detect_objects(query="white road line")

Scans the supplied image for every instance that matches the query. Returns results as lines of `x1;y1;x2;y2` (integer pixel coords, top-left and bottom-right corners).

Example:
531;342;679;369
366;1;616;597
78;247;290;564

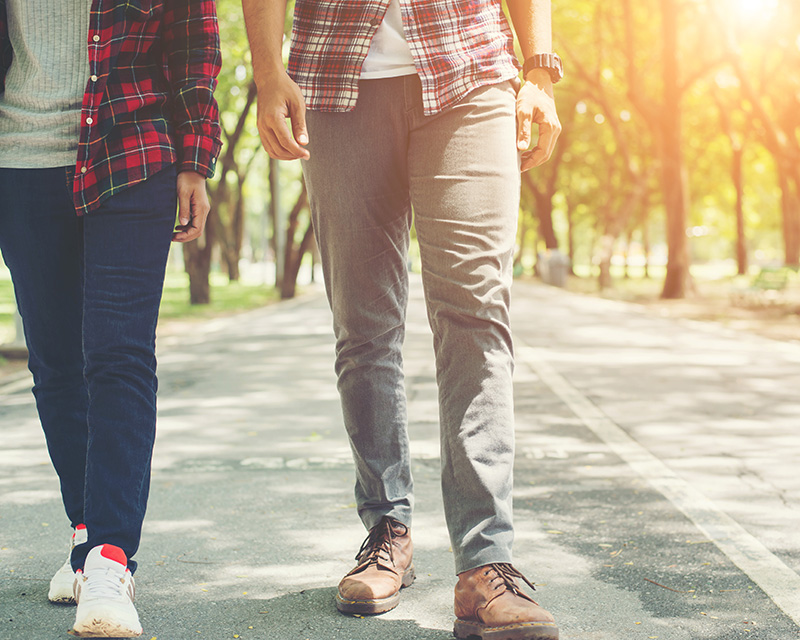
517;344;800;628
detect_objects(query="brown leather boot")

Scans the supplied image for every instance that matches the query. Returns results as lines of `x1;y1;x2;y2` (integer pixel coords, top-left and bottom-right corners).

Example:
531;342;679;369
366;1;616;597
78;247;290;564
335;516;415;615
454;563;558;640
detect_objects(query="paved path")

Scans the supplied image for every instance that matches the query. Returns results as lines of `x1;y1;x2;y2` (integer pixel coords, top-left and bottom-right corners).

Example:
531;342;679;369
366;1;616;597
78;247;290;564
1;277;799;640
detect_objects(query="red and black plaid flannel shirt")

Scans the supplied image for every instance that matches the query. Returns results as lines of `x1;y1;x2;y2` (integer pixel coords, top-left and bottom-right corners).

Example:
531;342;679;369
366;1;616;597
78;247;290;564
288;0;520;116
0;0;222;215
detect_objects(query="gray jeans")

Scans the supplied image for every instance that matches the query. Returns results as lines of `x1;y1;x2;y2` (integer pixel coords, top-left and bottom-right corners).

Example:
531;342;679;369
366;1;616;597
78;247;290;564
302;74;520;574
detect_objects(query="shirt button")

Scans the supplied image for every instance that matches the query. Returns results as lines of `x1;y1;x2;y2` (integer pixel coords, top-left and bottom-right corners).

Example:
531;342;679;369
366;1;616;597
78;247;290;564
80;167;88;174
369;18;381;26
90;75;98;82
86;117;93;125
92;34;100;42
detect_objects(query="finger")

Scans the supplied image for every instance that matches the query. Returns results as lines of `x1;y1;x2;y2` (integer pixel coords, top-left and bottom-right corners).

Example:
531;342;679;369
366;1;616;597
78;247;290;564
272;116;309;160
290;98;309;149
263;127;298;161
176;182;192;227
528;120;561;167
172;228;195;243
257;113;295;160
258;124;290;161
173;208;203;243
516;109;533;151
257;126;280;159
520;149;543;172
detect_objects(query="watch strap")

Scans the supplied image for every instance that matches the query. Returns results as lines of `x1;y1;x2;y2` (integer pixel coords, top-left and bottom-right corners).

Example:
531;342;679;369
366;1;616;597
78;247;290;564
522;53;564;84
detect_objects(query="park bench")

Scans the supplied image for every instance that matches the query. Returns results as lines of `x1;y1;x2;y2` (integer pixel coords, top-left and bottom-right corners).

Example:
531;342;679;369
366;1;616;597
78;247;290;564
750;267;791;291
731;266;796;307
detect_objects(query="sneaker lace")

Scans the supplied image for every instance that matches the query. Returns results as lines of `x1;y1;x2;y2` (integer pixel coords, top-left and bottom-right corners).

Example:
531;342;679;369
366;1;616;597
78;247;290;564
485;563;537;596
355;516;406;567
83;567;127;599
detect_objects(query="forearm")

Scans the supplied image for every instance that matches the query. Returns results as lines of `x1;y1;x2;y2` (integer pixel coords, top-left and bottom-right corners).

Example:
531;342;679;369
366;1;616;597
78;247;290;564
506;0;553;61
507;0;561;171
162;0;222;175
242;0;290;88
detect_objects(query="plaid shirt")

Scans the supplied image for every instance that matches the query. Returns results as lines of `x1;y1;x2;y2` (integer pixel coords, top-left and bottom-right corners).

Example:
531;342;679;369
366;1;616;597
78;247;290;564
288;0;520;116
0;0;222;215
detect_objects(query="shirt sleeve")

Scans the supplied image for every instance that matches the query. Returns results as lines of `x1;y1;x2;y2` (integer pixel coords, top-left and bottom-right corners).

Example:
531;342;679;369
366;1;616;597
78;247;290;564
161;0;222;178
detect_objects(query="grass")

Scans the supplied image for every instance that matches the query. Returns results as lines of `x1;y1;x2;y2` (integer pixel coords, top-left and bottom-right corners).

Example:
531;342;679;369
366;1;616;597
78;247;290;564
0;270;280;349
565;262;759;302
0;275;15;348
158;271;279;321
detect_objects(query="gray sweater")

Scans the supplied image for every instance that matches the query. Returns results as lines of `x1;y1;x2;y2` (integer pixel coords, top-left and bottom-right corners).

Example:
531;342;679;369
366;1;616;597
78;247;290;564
0;0;90;168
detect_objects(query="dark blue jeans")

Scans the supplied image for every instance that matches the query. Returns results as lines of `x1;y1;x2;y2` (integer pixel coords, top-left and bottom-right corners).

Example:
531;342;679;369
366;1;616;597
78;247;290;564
0;166;177;572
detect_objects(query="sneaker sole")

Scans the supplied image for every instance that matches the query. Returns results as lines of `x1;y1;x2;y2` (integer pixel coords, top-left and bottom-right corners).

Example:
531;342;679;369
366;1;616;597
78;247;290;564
48;592;76;605
335;565;416;615
454;619;559;640
69;618;142;638
48;574;77;605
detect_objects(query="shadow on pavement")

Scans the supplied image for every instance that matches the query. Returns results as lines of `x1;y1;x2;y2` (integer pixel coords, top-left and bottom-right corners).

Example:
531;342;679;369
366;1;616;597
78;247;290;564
157;586;454;640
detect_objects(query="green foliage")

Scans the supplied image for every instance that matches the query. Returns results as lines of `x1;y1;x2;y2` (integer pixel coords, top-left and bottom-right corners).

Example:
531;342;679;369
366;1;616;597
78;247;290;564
0;274;15;345
521;0;799;280
158;272;278;320
208;0;798;292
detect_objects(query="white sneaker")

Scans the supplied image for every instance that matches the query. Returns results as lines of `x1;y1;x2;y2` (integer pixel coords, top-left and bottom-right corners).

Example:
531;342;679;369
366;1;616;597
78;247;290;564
70;544;142;638
48;524;88;604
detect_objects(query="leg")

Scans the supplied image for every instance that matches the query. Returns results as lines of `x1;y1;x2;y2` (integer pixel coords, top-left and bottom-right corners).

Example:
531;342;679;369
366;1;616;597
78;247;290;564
302;77;414;529
0;167;88;528
303;77;419;616
75;166;177;573
408;79;520;574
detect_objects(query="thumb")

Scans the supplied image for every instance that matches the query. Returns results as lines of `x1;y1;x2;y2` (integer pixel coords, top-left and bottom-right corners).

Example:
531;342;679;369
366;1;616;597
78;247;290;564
178;185;192;226
517;109;532;151
290;99;309;146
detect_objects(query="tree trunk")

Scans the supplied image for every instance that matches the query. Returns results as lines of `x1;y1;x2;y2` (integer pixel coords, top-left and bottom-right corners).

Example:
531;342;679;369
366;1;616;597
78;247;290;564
279;183;310;299
732;146;748;275
642;216;651;279
566;197;576;275
515;214;527;269
534;192;558;250
183;208;216;305
597;233;615;290
218;192;241;282
230;176;247;281
281;222;315;299
659;0;691;299
269;158;284;288
778;162;800;267
623;231;633;279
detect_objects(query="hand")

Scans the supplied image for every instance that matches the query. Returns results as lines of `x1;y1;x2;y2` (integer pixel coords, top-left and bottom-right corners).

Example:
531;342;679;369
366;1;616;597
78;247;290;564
172;171;211;243
516;69;562;172
255;70;310;161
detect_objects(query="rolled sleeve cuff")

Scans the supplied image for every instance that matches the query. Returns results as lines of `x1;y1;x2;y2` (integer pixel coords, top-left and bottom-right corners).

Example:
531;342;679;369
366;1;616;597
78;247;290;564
178;133;221;178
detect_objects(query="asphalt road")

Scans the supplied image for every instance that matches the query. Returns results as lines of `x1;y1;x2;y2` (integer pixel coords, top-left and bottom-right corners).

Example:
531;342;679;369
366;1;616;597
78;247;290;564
1;276;798;640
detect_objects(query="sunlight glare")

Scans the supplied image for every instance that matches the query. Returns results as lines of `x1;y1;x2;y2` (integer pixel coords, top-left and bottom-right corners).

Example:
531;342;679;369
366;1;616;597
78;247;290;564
725;0;778;24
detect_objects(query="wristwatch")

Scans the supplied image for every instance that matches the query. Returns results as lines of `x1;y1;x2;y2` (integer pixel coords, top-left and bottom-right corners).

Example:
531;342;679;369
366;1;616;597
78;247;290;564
522;53;564;84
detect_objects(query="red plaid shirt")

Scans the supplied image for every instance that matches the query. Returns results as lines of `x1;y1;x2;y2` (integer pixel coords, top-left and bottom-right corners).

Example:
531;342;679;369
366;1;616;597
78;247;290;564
288;0;520;116
0;0;222;215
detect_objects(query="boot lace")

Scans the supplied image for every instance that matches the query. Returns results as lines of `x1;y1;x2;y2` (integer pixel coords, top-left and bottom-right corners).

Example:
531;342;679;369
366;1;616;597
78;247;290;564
484;563;537;597
355;516;406;567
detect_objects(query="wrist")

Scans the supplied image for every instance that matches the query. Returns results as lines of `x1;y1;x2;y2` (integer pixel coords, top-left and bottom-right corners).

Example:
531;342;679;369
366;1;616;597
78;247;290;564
522;53;564;84
524;68;554;87
253;62;288;89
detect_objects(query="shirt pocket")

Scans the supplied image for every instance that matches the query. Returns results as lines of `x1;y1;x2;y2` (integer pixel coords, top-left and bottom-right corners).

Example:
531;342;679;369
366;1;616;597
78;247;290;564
121;0;160;16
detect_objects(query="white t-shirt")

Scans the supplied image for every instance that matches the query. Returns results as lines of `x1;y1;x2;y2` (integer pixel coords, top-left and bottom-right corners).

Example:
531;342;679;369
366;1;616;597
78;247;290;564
360;0;416;79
